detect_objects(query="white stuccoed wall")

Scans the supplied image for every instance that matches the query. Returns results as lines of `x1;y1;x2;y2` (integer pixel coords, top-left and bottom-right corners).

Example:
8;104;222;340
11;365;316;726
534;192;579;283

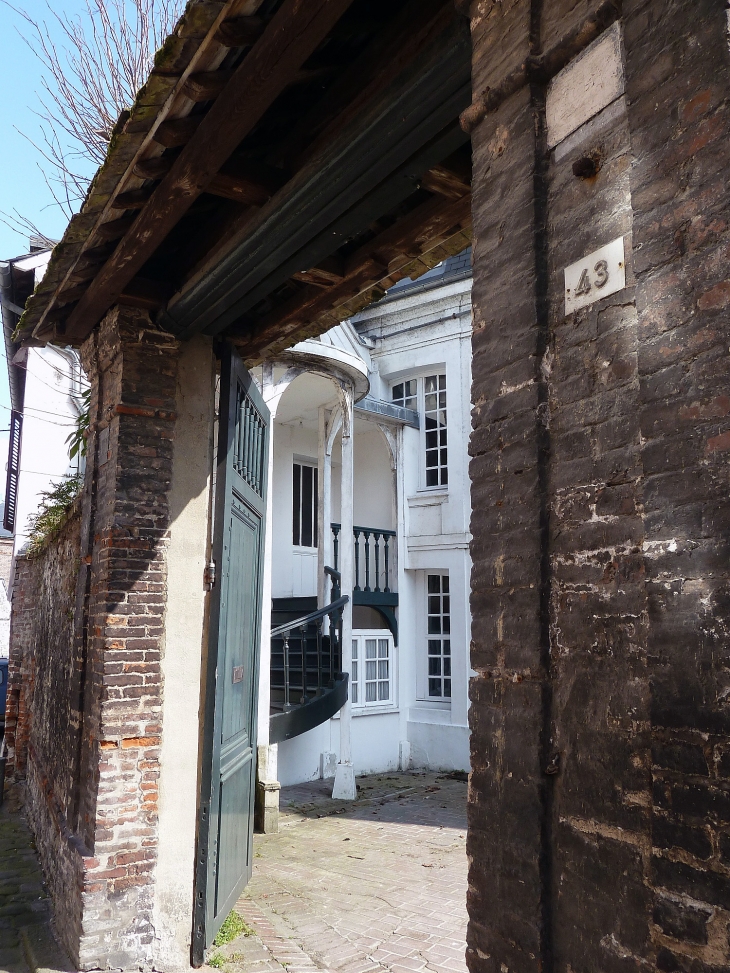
275;270;474;785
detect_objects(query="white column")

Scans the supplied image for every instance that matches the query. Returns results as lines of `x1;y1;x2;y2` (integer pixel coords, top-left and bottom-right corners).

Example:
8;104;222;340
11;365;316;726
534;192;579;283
332;383;356;800
317;407;332;610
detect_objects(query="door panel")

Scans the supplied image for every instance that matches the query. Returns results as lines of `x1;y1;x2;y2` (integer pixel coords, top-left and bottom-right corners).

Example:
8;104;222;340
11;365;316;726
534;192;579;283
193;346;269;966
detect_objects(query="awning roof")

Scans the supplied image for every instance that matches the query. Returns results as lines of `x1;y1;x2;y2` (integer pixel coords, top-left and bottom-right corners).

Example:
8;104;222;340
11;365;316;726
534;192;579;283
17;0;472;364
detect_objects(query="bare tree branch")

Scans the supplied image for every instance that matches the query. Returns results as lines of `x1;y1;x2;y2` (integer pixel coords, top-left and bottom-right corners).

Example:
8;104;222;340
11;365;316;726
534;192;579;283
4;0;185;221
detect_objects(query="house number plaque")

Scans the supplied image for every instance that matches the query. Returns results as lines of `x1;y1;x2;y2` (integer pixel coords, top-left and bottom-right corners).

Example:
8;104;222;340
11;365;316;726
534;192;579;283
232;666;244;684
564;236;626;315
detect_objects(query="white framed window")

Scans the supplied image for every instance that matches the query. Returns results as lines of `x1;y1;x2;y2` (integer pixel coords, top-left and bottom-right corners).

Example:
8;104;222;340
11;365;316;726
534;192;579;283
424;374;447;487
292;460;318;548
391;372;448;489
351;632;394;708
427;573;451;699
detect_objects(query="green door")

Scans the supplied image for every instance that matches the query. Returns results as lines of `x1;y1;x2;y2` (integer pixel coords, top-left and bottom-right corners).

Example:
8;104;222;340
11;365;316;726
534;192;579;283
193;345;269;965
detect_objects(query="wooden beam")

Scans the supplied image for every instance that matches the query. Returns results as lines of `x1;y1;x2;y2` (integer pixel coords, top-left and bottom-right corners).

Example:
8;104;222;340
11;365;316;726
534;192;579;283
93;217;136;242
282;0;456;168
205;160;288;205
133;156;174;181
237;192;471;349
118;278;175;311
182;70;235;102
291;256;345;288
111;188;154;210
152;115;204;148
420;163;470;199
66;0;356;342
214;15;265;48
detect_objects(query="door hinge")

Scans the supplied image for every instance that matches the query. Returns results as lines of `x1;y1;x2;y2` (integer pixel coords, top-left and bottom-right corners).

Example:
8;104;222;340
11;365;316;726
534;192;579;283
204;559;216;588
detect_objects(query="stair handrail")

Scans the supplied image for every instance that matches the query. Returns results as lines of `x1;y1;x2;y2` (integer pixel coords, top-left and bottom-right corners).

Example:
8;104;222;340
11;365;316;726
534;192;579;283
270;594;349;638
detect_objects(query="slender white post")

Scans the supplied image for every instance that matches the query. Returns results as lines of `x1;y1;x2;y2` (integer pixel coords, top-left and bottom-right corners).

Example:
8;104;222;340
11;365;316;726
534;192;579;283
332;384;356;800
317;407;332;610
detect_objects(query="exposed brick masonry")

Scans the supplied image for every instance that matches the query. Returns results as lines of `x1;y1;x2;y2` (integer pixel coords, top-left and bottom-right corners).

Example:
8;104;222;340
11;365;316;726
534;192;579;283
6;305;180;970
467;2;730;972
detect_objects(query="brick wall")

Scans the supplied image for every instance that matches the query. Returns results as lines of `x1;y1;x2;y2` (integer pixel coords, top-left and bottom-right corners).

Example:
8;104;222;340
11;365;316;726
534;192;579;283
74;307;179;970
4;503;86;957
467;2;730;972
7;305;180;969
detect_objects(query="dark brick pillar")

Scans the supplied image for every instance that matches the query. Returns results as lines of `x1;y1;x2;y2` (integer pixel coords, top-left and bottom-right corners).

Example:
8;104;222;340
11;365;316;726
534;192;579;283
73;306;180;970
467;2;730;973
625;1;730;966
467;3;548;970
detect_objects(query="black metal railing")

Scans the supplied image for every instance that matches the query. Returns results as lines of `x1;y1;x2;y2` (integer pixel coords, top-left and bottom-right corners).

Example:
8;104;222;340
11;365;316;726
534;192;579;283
270;595;348;712
330;523;396;594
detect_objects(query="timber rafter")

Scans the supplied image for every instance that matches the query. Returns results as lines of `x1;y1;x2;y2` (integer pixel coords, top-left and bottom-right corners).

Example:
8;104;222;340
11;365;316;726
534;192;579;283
17;0;473;361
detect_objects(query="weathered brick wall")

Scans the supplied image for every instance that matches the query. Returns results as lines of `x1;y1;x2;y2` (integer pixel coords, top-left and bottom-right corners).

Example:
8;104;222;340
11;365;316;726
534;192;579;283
467;2;730;972
73;306;179;970
4;504;86;957
7;305;180;970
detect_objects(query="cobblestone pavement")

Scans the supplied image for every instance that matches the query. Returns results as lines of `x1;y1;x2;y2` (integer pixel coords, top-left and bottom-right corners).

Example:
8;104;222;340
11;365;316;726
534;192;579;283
0;785;73;973
219;772;468;973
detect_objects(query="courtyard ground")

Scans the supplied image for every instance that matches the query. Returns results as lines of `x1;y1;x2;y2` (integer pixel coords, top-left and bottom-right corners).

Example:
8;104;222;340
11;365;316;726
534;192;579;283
209;771;469;973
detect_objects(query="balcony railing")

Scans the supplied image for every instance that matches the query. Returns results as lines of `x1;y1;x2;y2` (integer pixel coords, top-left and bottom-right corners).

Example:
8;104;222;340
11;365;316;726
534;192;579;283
330;522;398;642
330;523;396;594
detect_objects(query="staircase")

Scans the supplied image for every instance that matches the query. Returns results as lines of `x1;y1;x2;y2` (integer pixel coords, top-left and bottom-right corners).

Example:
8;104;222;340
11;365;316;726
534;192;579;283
269;592;349;744
268;522;398;744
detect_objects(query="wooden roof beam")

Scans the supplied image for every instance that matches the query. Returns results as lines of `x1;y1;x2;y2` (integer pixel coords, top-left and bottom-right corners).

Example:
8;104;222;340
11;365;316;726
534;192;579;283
64;0;357;344
236;191;471;351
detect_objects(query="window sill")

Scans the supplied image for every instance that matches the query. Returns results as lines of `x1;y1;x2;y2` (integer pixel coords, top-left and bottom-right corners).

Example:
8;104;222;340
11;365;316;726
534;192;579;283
408;490;449;507
333;706;399;718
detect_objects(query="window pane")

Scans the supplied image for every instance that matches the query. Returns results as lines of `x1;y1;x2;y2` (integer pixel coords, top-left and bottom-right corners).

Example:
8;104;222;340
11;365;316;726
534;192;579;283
366;660;376;679
428;595;441;614
426;468;438;486
406;380;417;397
429;658;441;675
352;640;358;660
428;575;441;593
352;682;358;704
392;383;403;400
313;467;319;546
442;576;449;593
442;596;450;613
429;678;441;697
425;375;437;393
292;463;301;545
378;660;388;679
426;431;438;448
444;658;451;676
425;393;437;411
378;681;389;701
366;682;377;702
440;468;448;485
428;617;441;634
378;640;389;658
302;465;313;546
428;639;441;655
444;679;451;698
443;639;451;656
366;640;376;658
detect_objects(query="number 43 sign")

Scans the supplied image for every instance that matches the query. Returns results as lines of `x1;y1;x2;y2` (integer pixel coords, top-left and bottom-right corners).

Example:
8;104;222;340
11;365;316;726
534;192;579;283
564;236;626;315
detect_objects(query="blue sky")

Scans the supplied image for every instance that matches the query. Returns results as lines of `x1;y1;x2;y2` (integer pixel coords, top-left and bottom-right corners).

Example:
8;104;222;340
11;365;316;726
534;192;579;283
0;1;94;259
0;1;94;453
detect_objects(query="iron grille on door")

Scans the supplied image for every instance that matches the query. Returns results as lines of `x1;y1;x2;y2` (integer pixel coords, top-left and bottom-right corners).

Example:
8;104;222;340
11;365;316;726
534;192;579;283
233;386;266;497
3;410;22;532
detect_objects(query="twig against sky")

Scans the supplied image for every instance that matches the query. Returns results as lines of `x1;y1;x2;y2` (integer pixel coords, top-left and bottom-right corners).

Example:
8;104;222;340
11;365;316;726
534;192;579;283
5;0;185;220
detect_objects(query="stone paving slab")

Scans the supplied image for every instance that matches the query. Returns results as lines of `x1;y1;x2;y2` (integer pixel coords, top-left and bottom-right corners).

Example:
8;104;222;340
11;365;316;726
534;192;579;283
0;785;73;973
227;771;468;973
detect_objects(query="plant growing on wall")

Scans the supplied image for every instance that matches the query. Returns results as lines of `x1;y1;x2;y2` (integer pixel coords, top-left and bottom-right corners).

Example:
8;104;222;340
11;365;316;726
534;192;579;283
26;475;82;554
66;386;92;460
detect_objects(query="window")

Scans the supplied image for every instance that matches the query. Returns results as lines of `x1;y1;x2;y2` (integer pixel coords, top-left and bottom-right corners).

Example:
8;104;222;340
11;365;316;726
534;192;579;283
391;373;448;488
351;634;392;706
427;574;451;698
391;379;417;410
424;374;447;487
293;461;318;547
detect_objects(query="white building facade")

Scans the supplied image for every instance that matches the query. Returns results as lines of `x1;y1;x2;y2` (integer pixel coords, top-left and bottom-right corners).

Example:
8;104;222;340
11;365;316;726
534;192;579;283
256;253;473;789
